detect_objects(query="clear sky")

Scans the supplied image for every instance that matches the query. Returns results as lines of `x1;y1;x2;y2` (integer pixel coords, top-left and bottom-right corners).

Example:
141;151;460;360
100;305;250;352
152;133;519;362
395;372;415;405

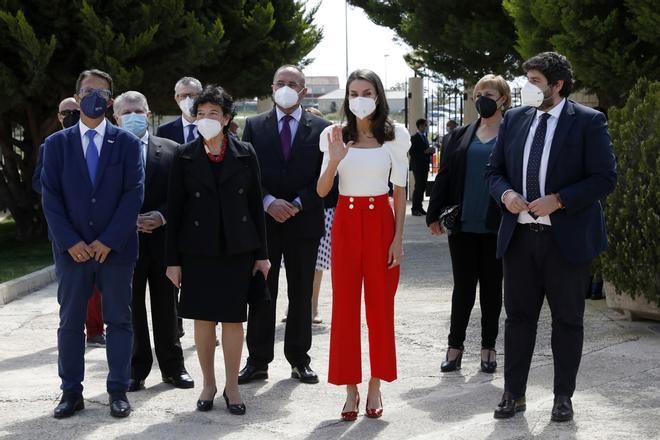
301;0;414;89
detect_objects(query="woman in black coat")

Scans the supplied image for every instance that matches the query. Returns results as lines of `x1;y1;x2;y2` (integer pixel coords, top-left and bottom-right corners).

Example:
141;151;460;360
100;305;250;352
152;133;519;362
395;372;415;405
426;74;510;374
166;85;270;414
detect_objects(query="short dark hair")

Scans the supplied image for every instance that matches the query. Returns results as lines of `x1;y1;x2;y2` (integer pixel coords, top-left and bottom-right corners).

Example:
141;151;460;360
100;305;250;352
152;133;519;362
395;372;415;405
416;118;427;129
191;85;236;134
76;69;113;95
342;69;395;144
523;52;574;97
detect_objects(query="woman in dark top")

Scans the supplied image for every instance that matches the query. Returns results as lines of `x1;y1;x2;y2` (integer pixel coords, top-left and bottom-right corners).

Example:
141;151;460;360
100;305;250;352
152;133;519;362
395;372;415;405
426;74;510;373
166;85;270;414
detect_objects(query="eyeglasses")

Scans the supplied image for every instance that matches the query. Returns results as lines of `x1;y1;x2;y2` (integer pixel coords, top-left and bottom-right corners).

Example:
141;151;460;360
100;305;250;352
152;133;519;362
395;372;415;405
59;109;80;117
273;81;302;89
176;93;199;100
78;88;112;99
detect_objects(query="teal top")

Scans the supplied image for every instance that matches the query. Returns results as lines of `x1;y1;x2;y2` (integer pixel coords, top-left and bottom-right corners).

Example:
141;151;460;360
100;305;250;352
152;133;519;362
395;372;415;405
461;137;497;234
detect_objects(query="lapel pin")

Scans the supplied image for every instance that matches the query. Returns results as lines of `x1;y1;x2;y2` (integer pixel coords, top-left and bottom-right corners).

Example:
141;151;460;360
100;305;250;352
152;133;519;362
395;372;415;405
108;139;115;144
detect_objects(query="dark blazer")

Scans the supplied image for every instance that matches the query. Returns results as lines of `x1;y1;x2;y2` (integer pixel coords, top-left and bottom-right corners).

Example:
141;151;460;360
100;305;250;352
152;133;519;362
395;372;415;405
426;119;501;231
409;132;432;172
156;116;185;144
242;107;331;239
166;136;268;266
40;123;144;263
485;100;617;264
139;134;178;264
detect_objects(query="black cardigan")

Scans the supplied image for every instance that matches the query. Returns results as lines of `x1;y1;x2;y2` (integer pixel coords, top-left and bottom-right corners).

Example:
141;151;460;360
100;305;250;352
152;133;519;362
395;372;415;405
425;119;501;232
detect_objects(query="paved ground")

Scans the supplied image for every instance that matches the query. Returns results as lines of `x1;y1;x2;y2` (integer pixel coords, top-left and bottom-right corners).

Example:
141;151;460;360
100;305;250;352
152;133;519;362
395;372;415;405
1;208;659;440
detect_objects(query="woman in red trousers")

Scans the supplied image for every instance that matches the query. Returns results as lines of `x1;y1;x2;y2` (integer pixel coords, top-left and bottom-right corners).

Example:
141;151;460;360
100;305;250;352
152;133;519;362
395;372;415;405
317;69;409;421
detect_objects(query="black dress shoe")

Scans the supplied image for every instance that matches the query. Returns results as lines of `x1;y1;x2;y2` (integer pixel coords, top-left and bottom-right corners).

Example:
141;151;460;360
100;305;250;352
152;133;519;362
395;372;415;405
411;209;424;216
440;347;463;372
494;392;526;419
238;364;268;384
197;386;217;412
223;389;246;415
127;379;145;392
109;393;131;418
162;371;195;389
291;365;319;384
480;348;497;374
53;392;84;419
551;395;574;422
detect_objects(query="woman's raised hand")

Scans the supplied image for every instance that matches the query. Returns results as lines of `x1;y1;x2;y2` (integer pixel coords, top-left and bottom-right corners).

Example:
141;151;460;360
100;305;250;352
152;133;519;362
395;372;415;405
327;125;353;164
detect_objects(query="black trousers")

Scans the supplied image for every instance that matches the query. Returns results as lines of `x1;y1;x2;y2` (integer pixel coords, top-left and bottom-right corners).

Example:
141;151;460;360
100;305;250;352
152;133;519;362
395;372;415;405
246;233;320;369
412;169;428;211
503;225;591;398
447;231;502;349
131;251;184;380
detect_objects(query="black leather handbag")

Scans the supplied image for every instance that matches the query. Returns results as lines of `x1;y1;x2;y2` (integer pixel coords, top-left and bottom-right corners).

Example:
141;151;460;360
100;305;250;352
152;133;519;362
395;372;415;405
438;204;460;231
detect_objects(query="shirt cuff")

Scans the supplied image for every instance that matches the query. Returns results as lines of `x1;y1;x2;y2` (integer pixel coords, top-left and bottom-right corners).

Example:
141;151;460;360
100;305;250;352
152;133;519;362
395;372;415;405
154;211;166;226
263;194;276;212
293;197;302;209
501;189;515;204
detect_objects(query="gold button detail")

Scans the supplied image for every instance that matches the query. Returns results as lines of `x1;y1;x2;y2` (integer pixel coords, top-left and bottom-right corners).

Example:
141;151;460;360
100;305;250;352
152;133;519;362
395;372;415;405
369;197;374;202
348;204;354;209
369;204;374;209
349;197;354;202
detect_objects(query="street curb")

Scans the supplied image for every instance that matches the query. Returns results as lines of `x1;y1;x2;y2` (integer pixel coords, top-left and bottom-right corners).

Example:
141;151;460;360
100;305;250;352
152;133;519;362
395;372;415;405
0;265;56;305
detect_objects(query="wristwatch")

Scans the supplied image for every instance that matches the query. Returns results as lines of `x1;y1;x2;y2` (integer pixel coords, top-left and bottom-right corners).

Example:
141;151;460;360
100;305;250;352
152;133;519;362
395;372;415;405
291;200;302;211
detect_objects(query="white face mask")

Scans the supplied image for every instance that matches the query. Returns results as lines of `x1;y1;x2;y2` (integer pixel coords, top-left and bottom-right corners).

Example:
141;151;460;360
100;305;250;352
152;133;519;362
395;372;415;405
196;118;223;140
349;97;377;120
521;81;550;108
178;96;194;116
273;86;301;109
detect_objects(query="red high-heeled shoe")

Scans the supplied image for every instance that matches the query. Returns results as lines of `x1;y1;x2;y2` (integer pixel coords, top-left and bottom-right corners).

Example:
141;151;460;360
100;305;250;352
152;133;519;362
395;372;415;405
365;394;383;418
341;393;360;421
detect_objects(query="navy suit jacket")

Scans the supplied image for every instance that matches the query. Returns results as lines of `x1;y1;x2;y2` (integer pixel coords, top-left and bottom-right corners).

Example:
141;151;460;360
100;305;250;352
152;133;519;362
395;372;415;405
485;99;617;264
40;123;145;264
242;107;331;239
155;116;185;144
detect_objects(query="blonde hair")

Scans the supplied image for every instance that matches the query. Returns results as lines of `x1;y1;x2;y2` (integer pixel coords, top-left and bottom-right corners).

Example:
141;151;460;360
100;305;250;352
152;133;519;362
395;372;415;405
473;74;511;110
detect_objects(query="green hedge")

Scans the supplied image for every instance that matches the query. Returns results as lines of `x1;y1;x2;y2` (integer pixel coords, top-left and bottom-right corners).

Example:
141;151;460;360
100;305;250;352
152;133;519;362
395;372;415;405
601;78;660;305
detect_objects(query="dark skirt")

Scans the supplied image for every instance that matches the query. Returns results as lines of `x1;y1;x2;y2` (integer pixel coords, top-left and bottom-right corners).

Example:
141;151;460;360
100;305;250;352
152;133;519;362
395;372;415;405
178;252;253;323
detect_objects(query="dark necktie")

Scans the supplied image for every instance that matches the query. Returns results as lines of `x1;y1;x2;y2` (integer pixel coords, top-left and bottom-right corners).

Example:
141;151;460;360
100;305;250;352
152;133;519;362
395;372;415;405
85;129;99;184
526;113;551;218
280;114;293;160
186;124;196;143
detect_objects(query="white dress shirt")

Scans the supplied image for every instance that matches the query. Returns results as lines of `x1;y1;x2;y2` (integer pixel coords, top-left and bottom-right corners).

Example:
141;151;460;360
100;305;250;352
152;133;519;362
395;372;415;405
263;106;304;211
320;123;411;196
79;118;107;157
181;116;197;142
518;98;566;225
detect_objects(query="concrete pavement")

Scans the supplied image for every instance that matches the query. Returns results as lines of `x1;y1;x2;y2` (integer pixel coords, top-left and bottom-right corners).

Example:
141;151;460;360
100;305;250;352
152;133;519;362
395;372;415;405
0;210;659;439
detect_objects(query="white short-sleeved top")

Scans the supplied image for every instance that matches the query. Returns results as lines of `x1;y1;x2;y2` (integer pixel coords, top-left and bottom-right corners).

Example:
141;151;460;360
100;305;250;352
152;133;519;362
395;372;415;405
320;123;411;197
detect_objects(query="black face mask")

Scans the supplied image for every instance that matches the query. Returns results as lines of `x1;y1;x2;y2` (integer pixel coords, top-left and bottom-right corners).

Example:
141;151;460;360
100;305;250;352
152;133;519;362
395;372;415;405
61;110;80;129
475;96;499;118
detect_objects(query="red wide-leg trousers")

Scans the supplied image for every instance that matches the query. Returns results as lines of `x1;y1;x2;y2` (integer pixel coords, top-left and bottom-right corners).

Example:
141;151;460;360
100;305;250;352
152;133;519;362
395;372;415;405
328;194;400;385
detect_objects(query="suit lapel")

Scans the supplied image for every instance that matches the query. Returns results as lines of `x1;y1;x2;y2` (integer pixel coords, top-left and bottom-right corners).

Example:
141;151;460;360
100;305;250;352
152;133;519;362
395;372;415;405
174;117;185;144
546;100;576;181
145;137;161;188
185;138;216;193
289;110;311;161
92;122;116;192
513;107;537;191
219;137;250;184
265;109;284;162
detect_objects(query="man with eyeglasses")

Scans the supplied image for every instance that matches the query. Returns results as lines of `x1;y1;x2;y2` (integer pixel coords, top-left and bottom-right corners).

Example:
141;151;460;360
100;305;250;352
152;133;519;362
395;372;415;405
40;69;144;419
33;97;107;349
156;76;202;145
239;64;331;386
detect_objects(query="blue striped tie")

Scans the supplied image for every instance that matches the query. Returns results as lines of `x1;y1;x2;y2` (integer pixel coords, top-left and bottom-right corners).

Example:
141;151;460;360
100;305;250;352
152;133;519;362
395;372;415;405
86;130;99;184
526;113;550;218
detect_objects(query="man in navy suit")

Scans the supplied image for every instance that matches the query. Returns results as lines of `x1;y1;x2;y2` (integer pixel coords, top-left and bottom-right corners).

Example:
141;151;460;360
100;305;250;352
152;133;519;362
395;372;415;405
238;65;331;385
41;69;144;419
486;52;616;422
155;76;202;145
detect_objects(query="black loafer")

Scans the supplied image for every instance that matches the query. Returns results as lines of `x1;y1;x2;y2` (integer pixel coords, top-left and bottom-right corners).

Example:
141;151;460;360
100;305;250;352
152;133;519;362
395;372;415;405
238;364;268;384
494;392;526;419
291;365;319;384
162;371;195;389
127;379;145;392
109;393;131;418
551;395;574;422
53;392;84;419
